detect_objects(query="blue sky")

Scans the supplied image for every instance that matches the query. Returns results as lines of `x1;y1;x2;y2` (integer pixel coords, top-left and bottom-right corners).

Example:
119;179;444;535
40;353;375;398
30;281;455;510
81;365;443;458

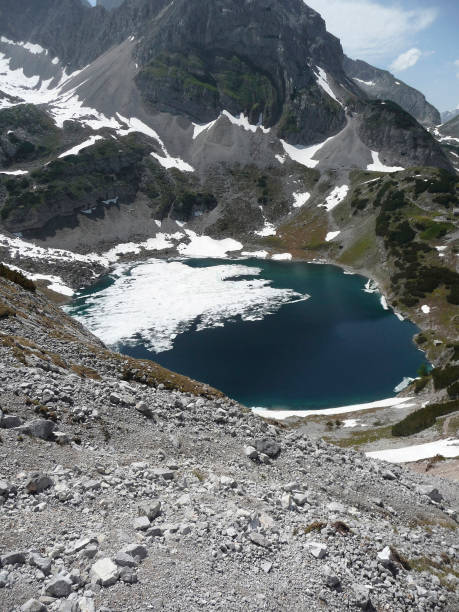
306;0;459;112
88;0;458;112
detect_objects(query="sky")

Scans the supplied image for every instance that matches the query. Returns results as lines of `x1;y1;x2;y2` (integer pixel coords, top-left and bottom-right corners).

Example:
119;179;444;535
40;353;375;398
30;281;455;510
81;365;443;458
306;0;459;112
87;0;458;112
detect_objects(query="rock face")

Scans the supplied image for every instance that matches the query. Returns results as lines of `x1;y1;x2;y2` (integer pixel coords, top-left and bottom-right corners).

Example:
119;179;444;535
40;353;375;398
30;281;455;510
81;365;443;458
97;0;124;9
343;56;441;127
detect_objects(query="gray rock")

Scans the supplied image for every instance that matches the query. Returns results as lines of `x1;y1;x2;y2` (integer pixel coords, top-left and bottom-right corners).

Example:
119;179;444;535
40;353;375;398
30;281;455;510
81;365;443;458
138;500;161;521
323;565;341;589
417;485;443;503
254;438;281;458
134;515;150;531
90;558;119;586
0;570;8;588
114;552;137;568
248;532;270;548
20;419;56;440
244;446;258;460
1;551;27;565
135;401;154;418
306;542;327;559
0;414;23;429
121;544;148;561
26;474;54;495
45;574;72;598
352;583;372;609
29;553;52;575
152;468;174;480
119;567;138;583
0;480;11;496
21;600;47;612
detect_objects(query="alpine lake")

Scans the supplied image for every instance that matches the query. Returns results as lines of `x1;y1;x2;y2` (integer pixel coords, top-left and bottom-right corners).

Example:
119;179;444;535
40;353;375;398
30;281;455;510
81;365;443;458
67;258;428;411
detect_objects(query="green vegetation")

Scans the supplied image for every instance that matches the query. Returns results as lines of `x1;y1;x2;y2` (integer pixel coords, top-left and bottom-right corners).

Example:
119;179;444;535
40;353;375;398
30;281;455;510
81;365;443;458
0;263;35;292
431;365;459;390
392;399;459;437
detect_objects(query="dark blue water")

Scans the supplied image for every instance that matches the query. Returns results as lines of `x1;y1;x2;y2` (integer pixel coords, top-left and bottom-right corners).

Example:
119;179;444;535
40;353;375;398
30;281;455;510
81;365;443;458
71;259;427;409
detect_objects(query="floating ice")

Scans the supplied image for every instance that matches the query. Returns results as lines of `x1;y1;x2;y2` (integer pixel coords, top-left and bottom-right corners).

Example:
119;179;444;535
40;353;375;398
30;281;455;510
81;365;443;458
69;260;308;352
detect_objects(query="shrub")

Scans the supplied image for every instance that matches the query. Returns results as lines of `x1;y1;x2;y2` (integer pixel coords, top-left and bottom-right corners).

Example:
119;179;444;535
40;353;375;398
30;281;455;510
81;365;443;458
392;399;459;437
431;365;459;390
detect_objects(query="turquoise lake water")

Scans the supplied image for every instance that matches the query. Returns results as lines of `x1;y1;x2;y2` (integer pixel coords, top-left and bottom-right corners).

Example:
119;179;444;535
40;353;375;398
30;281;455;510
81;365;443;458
68;258;427;410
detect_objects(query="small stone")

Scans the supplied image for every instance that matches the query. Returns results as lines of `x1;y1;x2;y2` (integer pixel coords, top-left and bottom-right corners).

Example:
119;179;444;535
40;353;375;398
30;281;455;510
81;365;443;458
45;575;72;598
244;446;258;460
261;561;272;573
382;469;397;481
135;401;154;418
305;542;327;559
0;414;23;429
29;553;51;575
114;552;137;568
134;516;150;531
293;493;308;507
26;474;54;495
90;558;119;586
119;567;138;584
20;419;55;440
121;544;148;561
21;599;47;612
1;551;27;565
254;438;281;458
152;468;174;480
138;500;161;521
248;532;270;548
417;485;443;503
323;566;341;589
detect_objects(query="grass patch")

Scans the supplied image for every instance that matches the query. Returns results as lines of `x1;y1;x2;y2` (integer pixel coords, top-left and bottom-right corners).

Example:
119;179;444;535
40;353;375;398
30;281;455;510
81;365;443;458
338;233;375;265
303;521;326;534
328;425;393;448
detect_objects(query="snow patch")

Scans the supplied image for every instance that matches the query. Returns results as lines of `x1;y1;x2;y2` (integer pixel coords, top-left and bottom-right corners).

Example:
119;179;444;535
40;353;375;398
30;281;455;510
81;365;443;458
0;169;28;175
325;231;340;242
292;192;311;208
272;253;292;261
241;250;268;259
177;231;242;258
366;438;459;464
421;305;431;314
367;151;404;173
314;66;342;105
319;185;349;211
252;396;414;420
6;263;74;296
58;135;104;158
221;110;270;134
353;77;376;87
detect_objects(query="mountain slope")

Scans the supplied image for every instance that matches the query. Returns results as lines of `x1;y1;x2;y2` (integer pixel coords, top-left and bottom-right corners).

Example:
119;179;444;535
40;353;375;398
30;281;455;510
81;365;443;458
343;56;441;127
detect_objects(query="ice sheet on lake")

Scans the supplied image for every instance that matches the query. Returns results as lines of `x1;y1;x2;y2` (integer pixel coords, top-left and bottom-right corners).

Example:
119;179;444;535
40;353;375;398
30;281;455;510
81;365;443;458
70;260;309;352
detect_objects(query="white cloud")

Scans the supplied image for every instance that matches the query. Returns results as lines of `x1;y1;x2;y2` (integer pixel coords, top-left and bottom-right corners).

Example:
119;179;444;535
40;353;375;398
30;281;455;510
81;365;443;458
390;48;422;72
305;0;437;62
